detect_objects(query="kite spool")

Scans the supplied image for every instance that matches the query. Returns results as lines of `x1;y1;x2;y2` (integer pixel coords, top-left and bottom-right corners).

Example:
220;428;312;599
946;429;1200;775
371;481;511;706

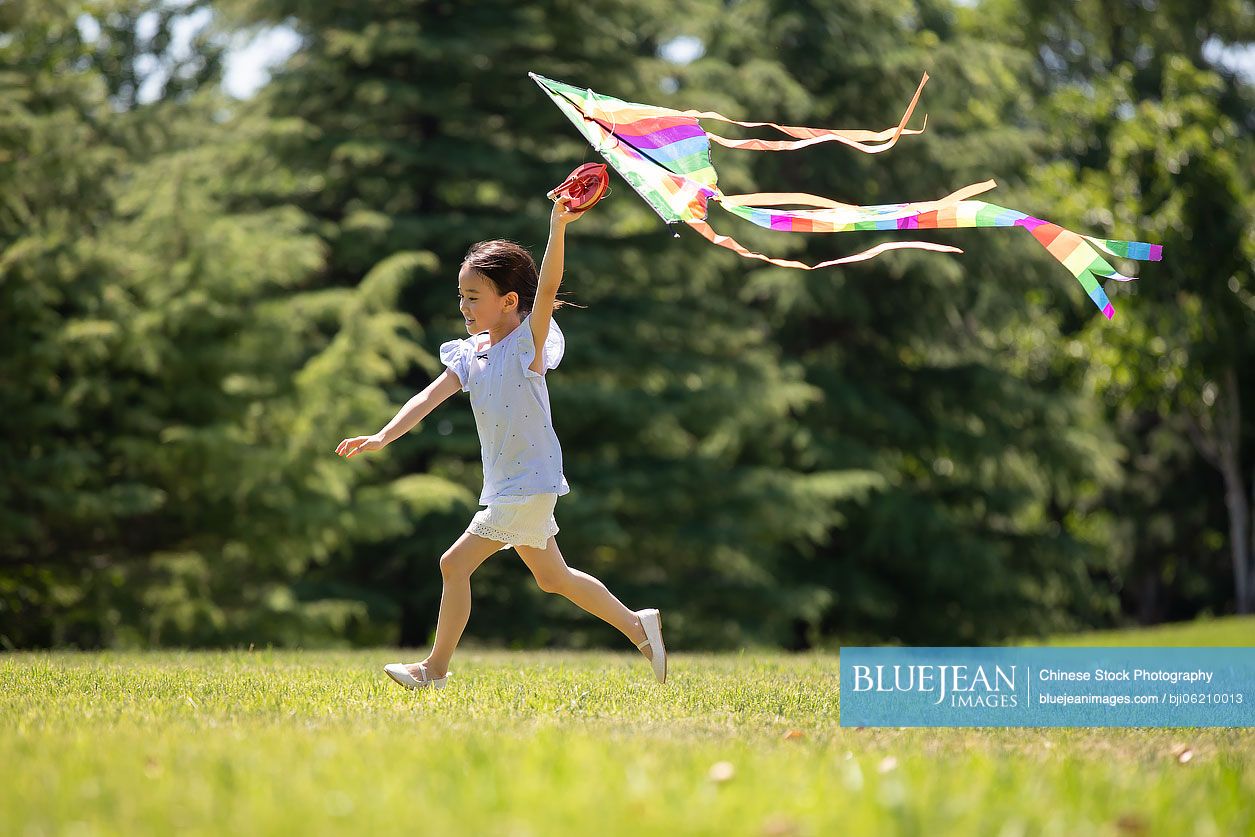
547;162;610;212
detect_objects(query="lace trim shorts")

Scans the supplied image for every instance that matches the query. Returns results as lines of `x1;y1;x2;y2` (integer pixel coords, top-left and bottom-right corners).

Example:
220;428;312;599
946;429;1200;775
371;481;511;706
466;493;560;552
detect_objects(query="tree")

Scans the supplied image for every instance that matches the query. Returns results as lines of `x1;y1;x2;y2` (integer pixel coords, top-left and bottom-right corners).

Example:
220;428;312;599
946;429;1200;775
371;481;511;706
980;0;1255;616
0;1;435;647
694;0;1127;643
84;0;225;109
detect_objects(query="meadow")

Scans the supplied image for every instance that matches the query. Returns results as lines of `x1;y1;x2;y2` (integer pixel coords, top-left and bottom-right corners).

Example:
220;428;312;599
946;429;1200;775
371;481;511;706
4;617;1253;836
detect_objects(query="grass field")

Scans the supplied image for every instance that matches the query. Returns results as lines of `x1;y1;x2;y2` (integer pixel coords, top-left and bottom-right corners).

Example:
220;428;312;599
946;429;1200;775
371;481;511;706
1031;614;1255;647
4;618;1253;836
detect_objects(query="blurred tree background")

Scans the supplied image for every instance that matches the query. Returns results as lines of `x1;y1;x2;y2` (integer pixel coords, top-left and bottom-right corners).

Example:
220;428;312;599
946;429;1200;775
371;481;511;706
1;0;1251;650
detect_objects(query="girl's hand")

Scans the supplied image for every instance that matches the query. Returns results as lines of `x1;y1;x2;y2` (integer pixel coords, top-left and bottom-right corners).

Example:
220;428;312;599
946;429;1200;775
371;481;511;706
336;433;386;460
550;195;586;229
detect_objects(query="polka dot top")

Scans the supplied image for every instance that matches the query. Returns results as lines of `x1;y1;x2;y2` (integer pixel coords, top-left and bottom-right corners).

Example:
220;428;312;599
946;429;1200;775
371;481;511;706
439;312;570;505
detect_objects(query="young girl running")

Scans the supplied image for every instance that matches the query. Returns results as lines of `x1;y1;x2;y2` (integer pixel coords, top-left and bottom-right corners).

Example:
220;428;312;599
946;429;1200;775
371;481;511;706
335;195;667;689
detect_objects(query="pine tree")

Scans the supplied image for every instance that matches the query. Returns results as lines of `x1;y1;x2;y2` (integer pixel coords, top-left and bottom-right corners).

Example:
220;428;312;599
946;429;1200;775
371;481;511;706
0;2;433;647
1;1;132;646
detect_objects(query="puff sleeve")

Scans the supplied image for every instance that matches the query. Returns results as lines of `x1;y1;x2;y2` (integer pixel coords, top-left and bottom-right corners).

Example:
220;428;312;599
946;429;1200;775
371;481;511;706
517;312;565;380
439;338;471;392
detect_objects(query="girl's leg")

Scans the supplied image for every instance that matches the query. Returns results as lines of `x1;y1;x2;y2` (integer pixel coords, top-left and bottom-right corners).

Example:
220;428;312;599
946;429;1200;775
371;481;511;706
514;537;652;657
410;531;506;679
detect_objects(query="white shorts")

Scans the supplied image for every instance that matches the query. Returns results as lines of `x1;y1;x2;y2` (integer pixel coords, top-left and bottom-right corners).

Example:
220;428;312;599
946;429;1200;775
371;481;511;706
466;493;560;552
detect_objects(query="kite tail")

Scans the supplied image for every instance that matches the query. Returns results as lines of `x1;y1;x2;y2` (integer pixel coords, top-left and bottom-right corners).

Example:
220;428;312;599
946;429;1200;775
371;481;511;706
717;180;999;215
686;217;963;270
694;73;931;154
1081;235;1164;262
711;192;1162;320
1016;219;1166;320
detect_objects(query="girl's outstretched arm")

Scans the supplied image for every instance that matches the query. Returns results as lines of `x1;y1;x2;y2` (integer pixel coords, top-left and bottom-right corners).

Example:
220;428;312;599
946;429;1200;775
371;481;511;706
336;368;463;459
530;196;584;370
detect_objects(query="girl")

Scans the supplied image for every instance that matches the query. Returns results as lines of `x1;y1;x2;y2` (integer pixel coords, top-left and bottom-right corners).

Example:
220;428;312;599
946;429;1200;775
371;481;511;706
335;195;667;689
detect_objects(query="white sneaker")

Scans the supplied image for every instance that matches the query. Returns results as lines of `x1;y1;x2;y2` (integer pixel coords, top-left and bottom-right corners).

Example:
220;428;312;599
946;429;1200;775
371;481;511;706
634;608;668;684
383;662;450;690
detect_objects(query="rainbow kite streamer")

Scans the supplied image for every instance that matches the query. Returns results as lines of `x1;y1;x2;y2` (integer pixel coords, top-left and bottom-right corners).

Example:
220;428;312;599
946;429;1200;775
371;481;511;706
530;72;1161;320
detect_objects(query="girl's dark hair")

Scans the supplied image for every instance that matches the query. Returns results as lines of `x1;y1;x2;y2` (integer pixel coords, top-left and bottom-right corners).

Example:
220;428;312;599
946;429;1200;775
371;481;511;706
462;239;584;315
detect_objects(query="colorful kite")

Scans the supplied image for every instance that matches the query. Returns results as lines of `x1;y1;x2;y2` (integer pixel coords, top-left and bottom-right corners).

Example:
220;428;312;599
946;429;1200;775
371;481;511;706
529;72;1161;320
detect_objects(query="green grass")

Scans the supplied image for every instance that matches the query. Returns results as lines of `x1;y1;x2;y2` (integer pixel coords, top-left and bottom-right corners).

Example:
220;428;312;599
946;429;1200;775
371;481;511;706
1030;614;1255;647
4;619;1253;836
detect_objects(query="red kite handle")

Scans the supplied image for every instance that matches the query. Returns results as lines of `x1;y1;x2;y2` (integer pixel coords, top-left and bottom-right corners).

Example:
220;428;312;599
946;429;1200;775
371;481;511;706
547;163;610;212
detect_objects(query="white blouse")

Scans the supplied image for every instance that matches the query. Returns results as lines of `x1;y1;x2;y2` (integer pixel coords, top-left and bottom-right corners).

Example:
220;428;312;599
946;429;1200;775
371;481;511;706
439;312;571;505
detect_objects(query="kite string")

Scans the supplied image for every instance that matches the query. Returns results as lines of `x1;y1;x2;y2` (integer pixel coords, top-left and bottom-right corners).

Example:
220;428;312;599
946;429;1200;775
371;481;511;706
589;87;620;158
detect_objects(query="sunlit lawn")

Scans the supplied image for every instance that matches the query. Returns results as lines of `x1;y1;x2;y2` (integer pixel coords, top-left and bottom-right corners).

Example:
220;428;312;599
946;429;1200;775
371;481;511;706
1032;613;1255;648
4;618;1253;836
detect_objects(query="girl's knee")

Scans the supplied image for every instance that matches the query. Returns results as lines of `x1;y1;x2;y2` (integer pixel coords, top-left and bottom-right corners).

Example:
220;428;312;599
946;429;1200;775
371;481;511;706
535;570;571;595
439;550;475;579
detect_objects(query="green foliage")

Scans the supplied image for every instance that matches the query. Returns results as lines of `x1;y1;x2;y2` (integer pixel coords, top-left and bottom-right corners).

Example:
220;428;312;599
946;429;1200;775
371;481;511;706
998;0;1255;619
0;4;452;648
85;0;226;109
683;0;1126;643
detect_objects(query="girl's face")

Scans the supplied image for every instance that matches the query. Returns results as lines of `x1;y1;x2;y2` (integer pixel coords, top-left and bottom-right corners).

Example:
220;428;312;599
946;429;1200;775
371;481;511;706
457;264;518;334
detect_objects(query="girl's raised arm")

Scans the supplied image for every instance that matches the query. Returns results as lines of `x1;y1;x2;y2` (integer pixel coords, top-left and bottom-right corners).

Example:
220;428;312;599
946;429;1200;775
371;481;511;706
530;196;584;369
